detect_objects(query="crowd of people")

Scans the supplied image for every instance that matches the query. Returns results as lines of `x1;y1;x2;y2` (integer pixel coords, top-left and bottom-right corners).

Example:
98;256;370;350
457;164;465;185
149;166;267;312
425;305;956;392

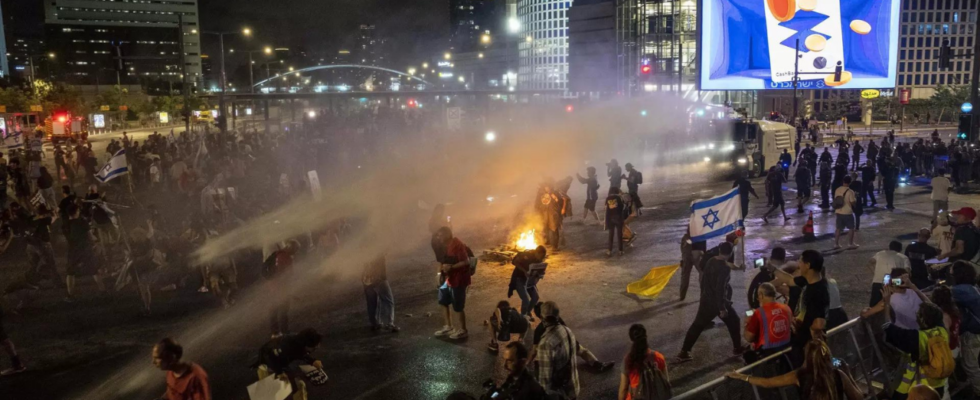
3;106;980;400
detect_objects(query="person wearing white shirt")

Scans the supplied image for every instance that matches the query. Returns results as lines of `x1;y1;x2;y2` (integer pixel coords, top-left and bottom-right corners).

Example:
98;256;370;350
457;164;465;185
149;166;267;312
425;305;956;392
865;241;911;307
931;170;951;223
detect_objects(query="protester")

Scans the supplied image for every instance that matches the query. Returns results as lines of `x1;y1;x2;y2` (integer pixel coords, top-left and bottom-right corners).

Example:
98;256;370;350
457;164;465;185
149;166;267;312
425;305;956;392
604;188;626;257
575;167;600;223
906;229;940;289
64;203;106;301
725;339;862;400
931;170;951;223
732;171;759;220
930;285;960;356
618;324;670;400
794;161;811;213
608;159;623;190
771;250;829;366
269;239;300;338
253;328;324;400
861;268;927;330
932;215;955;256
509;246;546;316
0;305;25;376
483;342;548;400
742;283;792;364
530;301;614;373
435;226;472;340
938;207;980;263
952;262;980;397
747;248;794;309
678;228;700;301
363;253;398;333
676;242;742;363
866;241;912;307
860;162;877;207
152;338;211;400
762;166;789;223
488;301;529;353
833;175;858;249
623;163;643;215
882;301;952;399
534;301;580;398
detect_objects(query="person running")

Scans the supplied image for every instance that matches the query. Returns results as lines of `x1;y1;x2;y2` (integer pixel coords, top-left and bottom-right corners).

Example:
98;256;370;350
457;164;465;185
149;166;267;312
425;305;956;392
618;324;669;400
435;227;472;340
363;252;398;333
576;167;600;223
833;176;858;249
795;162;811;213
762;167;789;223
605;188;626;257
152;338;211;400
676;242;743;363
732;171;759;220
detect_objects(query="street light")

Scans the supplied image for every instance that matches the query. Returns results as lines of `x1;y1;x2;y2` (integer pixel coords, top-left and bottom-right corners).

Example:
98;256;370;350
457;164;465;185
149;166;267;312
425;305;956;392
508;18;521;33
444;52;451;60
239;47;272;93
199;27;254;132
407;67;417;75
27;53;55;95
480;34;492;44
422;62;429;69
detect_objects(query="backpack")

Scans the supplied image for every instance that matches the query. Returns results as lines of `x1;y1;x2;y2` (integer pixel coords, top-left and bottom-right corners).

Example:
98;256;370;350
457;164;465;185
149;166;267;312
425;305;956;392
635;171;643;185
920;328;955;379
628;359;673;400
832;188;850;210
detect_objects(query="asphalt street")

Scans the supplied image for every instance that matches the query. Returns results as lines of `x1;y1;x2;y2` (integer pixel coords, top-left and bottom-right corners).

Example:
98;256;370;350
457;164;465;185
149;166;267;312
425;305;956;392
0;131;968;400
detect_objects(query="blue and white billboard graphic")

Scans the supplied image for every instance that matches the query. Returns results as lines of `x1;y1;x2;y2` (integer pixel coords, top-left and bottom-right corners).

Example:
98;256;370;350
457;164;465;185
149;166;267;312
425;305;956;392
699;0;900;90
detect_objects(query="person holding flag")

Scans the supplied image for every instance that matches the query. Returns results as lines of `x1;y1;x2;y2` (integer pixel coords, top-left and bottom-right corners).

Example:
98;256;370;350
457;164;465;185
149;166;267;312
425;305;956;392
95;148;129;184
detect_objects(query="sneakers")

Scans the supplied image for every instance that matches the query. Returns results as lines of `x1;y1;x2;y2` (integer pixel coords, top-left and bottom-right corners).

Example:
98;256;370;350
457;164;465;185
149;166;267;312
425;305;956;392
385;325;401;333
449;329;468;340
674;352;693;364
1;365;26;376
434;326;454;337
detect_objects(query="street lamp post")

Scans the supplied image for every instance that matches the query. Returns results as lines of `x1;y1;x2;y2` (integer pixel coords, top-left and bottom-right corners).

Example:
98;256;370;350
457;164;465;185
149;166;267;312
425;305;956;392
199;27;251;132
239;47;272;94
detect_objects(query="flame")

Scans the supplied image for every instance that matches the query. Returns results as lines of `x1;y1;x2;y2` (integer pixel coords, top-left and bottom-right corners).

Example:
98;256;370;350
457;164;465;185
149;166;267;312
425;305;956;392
516;229;537;251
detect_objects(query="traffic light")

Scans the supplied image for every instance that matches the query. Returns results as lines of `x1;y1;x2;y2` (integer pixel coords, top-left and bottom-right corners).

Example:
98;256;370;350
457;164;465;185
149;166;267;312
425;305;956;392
939;39;952;70
958;113;973;140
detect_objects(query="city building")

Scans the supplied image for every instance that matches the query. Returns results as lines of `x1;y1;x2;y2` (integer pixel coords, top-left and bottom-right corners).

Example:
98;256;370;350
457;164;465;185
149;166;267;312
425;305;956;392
0;6;8;78
357;25;386;66
450;0;505;52
897;0;977;100
517;0;573;91
2;0;47;82
43;0;202;87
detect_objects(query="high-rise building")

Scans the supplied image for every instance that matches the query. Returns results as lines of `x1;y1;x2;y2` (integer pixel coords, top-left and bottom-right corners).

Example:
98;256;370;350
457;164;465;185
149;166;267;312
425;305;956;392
2;0;46;82
43;0;202;86
450;0;502;52
896;0;977;99
0;6;8;79
518;0;573;91
357;25;386;66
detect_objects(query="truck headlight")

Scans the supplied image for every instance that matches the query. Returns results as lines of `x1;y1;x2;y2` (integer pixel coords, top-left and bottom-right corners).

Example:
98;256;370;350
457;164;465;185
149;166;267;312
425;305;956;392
737;158;747;165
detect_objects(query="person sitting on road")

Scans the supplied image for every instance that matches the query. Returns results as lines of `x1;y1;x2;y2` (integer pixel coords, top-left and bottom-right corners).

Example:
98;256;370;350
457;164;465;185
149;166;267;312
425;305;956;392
488;301;530;354
253;328;324;400
530;301;615;373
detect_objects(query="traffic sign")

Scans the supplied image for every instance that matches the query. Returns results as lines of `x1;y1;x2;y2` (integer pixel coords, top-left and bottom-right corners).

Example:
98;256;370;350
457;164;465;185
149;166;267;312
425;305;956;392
0;106;6;113
100;105;110;111
29;105;42;112
963;102;974;113
119;105;128;111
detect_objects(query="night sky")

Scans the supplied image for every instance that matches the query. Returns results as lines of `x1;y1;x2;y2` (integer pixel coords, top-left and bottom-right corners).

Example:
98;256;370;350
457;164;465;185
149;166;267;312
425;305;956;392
198;0;450;68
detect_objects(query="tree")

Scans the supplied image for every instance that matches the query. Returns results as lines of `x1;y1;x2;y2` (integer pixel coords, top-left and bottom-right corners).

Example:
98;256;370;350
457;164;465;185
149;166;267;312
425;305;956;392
0;87;31;112
930;84;970;122
41;83;87;115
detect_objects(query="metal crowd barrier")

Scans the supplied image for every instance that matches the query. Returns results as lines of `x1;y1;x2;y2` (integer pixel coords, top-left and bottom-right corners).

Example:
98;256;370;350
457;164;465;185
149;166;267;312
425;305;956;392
672;318;895;400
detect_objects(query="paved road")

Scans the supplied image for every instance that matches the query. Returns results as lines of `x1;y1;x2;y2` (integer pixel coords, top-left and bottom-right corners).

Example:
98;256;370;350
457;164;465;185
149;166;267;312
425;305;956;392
0;133;963;399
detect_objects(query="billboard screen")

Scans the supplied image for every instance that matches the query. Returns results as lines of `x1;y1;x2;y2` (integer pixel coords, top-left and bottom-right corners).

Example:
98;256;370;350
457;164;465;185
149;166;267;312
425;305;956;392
699;0;900;90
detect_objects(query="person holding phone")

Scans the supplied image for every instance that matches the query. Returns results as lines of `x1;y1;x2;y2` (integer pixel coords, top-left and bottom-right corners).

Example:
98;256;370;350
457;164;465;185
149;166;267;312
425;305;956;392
742;283;792;364
866;241;911;307
861;268;928;330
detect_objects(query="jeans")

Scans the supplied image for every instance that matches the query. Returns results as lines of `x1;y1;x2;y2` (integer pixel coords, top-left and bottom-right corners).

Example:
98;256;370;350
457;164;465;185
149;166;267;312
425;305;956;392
270;300;290;334
364;281;395;327
933;200;948;222
884;180;896;208
863;186;877;206
682;304;741;352
607;223;623;252
679;259;701;301
512;276;539;316
960;332;980;396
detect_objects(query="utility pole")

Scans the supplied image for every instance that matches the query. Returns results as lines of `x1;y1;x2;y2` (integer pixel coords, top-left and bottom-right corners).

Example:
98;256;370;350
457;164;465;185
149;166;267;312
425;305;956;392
971;16;980;141
792;39;800;128
177;14;190;133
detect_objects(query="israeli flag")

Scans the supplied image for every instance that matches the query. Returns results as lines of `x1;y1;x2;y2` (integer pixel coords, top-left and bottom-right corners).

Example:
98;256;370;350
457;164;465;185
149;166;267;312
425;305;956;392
4;131;23;149
95;149;129;183
689;187;743;242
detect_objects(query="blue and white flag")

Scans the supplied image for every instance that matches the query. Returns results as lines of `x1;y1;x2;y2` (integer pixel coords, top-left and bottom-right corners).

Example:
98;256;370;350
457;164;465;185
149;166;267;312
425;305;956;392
689;187;743;242
3;131;23;150
95;149;129;183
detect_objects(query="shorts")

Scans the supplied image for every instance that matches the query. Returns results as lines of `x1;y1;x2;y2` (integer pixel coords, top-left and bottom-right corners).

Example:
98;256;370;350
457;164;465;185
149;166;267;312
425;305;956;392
835;213;855;231
438;285;467;312
798;187;811;198
584;199;597;211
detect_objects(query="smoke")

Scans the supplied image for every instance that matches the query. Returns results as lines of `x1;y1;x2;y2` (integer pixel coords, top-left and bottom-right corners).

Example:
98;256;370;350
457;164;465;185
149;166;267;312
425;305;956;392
76;93;715;399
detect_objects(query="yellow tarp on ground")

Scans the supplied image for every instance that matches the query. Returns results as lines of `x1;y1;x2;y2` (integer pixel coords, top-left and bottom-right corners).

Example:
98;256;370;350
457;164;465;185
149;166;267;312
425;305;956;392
626;264;680;299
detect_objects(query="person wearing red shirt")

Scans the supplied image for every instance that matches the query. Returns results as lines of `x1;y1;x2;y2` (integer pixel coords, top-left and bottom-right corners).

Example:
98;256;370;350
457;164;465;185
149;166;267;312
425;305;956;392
743;283;792;364
434;227;472;340
618;324;669;400
152;338;211;400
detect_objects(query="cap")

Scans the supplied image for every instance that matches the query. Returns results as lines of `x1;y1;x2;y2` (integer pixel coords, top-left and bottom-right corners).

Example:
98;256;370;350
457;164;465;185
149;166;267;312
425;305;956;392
539;301;560;319
952;207;977;221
